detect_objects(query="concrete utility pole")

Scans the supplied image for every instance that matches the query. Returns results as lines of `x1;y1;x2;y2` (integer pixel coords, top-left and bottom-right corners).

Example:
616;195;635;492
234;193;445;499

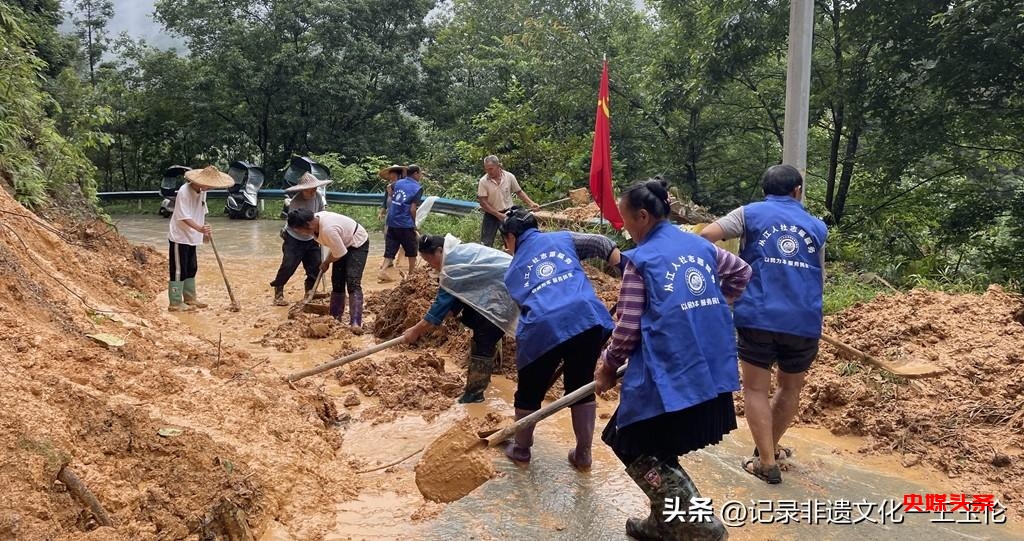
782;0;814;203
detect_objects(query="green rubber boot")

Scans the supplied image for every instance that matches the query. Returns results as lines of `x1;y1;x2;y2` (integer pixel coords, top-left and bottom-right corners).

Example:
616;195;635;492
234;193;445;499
182;277;207;308
168;281;192;312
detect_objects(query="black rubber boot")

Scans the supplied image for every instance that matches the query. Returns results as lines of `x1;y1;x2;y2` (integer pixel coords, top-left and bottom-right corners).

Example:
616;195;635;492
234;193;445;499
273;286;288;306
624;456;729;541
458;353;493;403
568;402;596;471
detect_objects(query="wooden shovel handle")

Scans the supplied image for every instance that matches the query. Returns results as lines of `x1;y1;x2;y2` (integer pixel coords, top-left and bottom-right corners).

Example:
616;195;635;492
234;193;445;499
209;236;238;308
484;364;626;447
285;336;405;382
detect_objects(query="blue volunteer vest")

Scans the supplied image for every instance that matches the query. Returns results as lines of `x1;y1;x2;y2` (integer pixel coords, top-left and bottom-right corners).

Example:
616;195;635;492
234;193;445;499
617;221;739;429
504;229;613;370
387;178;421;228
734;195;828;338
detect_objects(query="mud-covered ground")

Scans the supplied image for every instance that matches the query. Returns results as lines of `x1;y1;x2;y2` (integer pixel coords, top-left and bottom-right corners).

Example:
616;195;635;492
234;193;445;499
0;190;360;540
3;186;1023;539
797;286;1024;503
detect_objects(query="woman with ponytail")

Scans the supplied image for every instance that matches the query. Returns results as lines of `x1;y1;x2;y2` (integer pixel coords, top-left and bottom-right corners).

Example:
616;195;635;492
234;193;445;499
595;177;751;540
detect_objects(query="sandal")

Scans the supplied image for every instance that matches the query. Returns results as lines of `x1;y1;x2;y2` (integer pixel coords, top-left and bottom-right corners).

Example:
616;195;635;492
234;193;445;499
753;446;794;461
742;456;782;484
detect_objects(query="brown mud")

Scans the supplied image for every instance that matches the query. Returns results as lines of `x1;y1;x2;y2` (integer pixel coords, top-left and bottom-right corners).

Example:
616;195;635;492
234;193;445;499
335;351;464;422
8;191;1024;539
790;286;1024;503
0;190;359;540
258;312;359;352
414;417;497;503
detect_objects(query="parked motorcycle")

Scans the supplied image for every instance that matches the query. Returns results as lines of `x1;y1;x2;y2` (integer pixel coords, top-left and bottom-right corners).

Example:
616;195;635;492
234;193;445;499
158;165;191;218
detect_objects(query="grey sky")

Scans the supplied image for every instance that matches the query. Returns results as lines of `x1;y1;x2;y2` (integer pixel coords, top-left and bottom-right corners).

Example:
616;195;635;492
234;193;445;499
60;0;183;50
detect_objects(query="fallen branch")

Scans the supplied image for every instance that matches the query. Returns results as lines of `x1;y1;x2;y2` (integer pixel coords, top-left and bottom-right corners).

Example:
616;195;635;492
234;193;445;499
57;465;113;527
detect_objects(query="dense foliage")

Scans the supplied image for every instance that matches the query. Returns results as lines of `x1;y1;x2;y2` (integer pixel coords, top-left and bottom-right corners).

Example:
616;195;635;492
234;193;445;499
0;0;1020;285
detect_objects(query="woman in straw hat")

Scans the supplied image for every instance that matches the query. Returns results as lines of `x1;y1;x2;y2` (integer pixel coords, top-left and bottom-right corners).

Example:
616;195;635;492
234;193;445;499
167;166;234;311
270;172;331;305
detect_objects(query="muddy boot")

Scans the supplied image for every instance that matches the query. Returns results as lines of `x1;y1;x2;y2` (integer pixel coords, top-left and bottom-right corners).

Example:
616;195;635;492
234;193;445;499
457;353;493;403
273;286;288;306
329;291;346;321
568;402;596;471
625;456;729;541
349;290;364;334
377;262;397;283
182;278;208;308
504;408;537;463
167;281;192;312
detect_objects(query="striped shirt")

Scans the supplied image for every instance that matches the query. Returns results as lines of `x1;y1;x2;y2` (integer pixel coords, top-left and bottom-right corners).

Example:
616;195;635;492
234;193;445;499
601;246;751;370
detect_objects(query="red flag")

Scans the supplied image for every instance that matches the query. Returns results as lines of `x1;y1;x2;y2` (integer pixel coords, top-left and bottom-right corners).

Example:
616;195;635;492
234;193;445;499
589;59;623;229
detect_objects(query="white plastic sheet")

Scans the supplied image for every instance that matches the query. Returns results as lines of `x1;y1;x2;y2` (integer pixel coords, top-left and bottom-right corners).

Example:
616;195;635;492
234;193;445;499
415;196;438;227
438;234;518;335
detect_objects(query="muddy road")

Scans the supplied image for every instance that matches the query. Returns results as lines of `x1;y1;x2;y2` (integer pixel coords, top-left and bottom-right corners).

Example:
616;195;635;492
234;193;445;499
112;215;1020;540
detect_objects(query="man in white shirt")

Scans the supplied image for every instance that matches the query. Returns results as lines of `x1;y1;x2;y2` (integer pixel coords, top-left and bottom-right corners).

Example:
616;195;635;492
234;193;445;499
477;155;539;247
167;166;234;311
287;209;370;334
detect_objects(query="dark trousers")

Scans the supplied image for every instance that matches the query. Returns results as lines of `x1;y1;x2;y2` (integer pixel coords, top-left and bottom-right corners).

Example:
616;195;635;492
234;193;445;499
168;241;198;281
459;304;504;358
514;325;606;410
331;241;369;295
270;232;322;290
480;213;503;247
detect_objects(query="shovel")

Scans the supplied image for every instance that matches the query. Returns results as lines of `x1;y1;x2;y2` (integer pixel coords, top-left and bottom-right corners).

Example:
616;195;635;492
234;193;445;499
536;196;571;210
820;333;944;379
477;364;626;445
288;270;325;319
285;336;405;382
209;236;240;312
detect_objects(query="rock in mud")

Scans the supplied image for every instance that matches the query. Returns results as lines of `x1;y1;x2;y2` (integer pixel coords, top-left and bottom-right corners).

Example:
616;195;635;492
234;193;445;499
307;322;330;339
992;453;1012;468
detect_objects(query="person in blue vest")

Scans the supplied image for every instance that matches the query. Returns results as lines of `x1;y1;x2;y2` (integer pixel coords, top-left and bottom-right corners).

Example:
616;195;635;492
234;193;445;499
381;164;424;281
595;178;751;541
498;207;620;470
402;234;519;403
700;164;827;485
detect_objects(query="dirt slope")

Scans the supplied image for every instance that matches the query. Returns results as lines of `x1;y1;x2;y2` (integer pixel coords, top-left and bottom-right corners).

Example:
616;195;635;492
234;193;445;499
798;287;1024;503
0;189;359;540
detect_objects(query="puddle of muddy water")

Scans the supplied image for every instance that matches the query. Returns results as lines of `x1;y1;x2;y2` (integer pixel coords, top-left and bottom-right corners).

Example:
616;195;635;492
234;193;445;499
114;216;1021;541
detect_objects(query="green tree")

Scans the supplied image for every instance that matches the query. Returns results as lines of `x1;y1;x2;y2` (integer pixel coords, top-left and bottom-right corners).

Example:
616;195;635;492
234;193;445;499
71;0;114;84
0;2;107;207
152;0;433;178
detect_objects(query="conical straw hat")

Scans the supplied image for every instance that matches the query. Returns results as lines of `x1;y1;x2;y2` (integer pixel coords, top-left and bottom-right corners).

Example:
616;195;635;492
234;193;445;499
184;166;235;189
285;172;331;192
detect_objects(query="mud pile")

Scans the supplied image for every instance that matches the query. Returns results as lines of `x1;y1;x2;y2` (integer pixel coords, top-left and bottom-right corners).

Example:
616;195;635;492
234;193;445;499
258;312;359;352
799;286;1024;501
0;190;359;539
583;261;621;311
336;352;463;421
367;268;468;348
